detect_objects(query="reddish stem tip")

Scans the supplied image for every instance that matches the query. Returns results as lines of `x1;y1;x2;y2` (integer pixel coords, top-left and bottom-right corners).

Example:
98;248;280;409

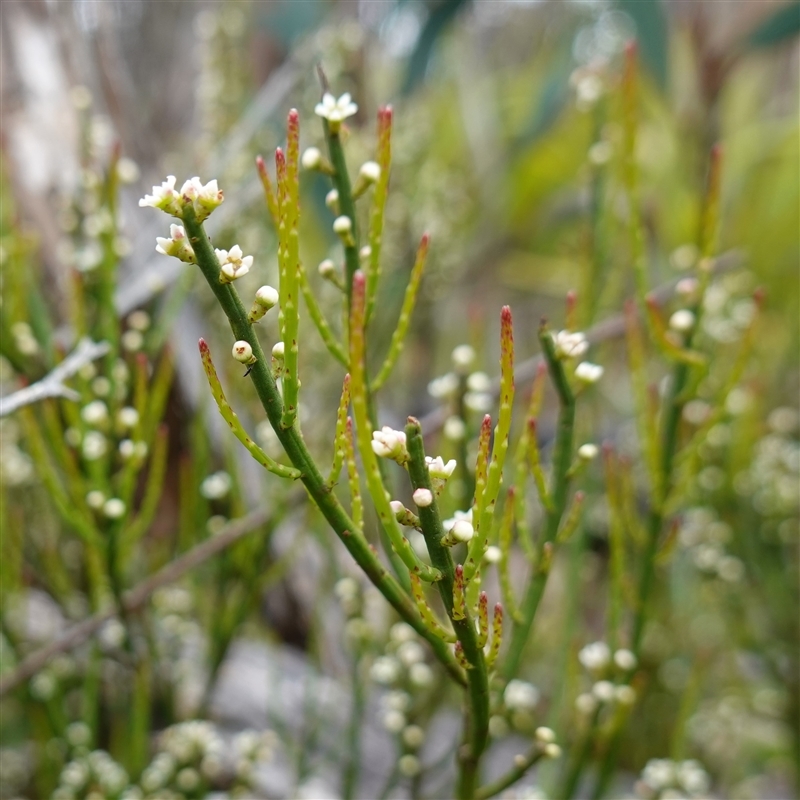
198;338;208;351
625;39;638;59
455;564;464;578
494;603;503;615
275;147;285;165
288;108;299;123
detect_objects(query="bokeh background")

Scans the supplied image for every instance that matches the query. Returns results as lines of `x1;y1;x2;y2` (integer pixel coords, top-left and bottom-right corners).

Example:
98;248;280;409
1;1;798;799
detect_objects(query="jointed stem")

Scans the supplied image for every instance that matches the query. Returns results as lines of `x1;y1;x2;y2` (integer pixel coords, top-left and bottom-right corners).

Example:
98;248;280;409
182;208;462;685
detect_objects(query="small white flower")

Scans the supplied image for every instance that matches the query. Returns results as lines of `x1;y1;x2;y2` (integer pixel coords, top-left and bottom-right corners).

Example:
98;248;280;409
553;330;589;360
592;680;615;703
86;490;105;509
332;215;353;235
443;416;467;441
255;285;279;309
82;431;108;460
232;340;255;364
371;427;408;463
575;361;604;384
359;161;381;183
642;759;676;791
182;176;224;222
301;147;322;170
318;259;336;279
325;189;339;210
155;224;195;263
669;309;695;332
467;371;492;392
451;344;476;371
613;648;637;671
103;498;126;519
216;244;253;283
412;488;433;507
139;175;181;215
535;726;556;744
426;456;456;479
81;400;108;426
314;92;358;129
504;680;540;712
579;641;611;672
484;546;502;564
578;443;599;461
117;407;139;429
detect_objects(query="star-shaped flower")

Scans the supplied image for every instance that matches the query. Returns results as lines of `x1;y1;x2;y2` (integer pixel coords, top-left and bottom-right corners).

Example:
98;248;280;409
315;92;358;131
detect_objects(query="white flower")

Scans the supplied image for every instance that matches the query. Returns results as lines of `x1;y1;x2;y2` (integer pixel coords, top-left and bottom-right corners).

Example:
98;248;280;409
371;427;408;463
139;175;181;215
642;759;676;791
669;309;695;332
117;407;139;429
232;340;255;364
484;546;502;564
81;400;108;426
535;726;556;744
332;215;353;235
575;361;604;384
426;456;456;479
443;416;467;441
318;259;336;279
82;431;107;460
180;176;224;222
412;488;433;508
592;680;615;703
553;330;589;360
121;329;144;352
504;680;540;711
255;285;279;309
359;161;381;183
314;92;358;129
156;224;195;263
578;443;599;461
613;648;637;671
301;147;322;170
103;498;126;519
452;344;476;371
579;641;611;672
216;244;253;283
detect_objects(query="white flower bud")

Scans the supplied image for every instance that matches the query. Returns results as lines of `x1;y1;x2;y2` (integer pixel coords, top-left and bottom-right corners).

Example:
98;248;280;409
398;755;421;777
544;743;562;759
86;490;105;509
451;344;476;371
301;147;322;170
669;309;695;332
613;649;637;671
676;278;699;298
409;662;434;688
575;692;598;714
483;546;502;564
232;340;255;364
359;161;381;183
535;726;557;744
578;443;599;461
370;656;401;685
119;439;136;459
103;498;126;519
443;416;467;441
467;371;491;392
117;407;139;429
127;310;151;331
402;725;425;749
359;245;372;262
81;400;108;426
271;341;285;359
255;285;279;309
575;362;604;384
615;685;636;705
318;259;337;279
332;215;353;235
121;329;144;352
592;680;615;702
390;500;405;516
325;189;340;210
504;680;540;711
579;641;611;671
412;488;433;507
82;431;108;460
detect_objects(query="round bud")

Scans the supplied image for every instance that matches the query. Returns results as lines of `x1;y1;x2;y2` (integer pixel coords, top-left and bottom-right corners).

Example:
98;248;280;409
333;215;352;235
412;488;433;508
578;443;599;461
359;161;381;183
271;341;285;359
318;259;336;278
255;285;279;309
301;147;322;170
232;340;254;363
325;189;339;209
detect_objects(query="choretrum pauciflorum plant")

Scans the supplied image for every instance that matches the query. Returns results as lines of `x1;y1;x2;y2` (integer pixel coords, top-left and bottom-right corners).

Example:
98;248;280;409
138;54;754;798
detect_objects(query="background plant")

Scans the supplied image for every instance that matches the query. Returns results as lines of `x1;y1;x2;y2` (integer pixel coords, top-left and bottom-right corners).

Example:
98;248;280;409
1;2;797;799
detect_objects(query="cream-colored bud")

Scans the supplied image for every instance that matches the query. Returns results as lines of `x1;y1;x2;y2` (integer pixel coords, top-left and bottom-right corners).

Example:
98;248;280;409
578;443;599;460
301;147;322;170
412;488;433;508
325;189;339;210
318;259;336;278
232;340;255;364
255;285;279;309
359;161;381;183
333;216;352;235
271;341;285;359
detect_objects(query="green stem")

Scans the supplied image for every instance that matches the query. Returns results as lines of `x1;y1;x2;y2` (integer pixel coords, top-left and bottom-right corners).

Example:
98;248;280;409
405;419;489;800
476;749;544;800
501;327;575;682
182;208;462;685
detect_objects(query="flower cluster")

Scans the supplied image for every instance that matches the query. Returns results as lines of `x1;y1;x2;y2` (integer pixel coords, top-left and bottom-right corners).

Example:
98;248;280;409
371;426;409;465
574;641;638;714
636;757;711;799
139;175;223;221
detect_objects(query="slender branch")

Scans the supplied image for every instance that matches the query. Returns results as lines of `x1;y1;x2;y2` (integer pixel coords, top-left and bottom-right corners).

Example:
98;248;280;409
476;748;545;800
0;339;110;417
